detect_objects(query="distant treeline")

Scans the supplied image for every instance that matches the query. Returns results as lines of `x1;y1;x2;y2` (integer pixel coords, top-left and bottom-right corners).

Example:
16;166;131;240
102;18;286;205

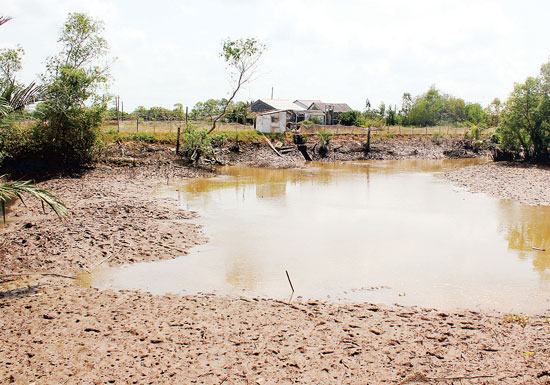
338;86;499;128
106;99;252;124
108;87;499;129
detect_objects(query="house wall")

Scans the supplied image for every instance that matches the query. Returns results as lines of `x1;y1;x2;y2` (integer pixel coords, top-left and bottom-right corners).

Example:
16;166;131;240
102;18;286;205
256;111;287;133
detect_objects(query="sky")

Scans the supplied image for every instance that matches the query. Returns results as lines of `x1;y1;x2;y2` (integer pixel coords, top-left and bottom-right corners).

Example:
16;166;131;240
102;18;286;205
1;0;549;111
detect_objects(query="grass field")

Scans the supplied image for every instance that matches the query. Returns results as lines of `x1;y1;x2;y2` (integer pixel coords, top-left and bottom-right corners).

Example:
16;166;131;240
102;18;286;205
101;119;495;142
12;119;494;144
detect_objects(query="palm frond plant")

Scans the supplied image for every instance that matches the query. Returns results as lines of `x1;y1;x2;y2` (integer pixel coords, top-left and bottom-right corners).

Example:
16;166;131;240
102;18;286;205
1;81;44;112
317;129;333;158
0;97;11;117
0;16;11;26
0;175;68;223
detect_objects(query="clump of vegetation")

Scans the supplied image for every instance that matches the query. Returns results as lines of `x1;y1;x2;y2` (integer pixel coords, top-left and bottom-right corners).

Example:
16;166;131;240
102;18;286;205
300;119;314;127
317;129;333;157
431;132;444;145
124;132;156;143
464;124;487;141
32;13;109;169
502;314;529;327
210;132;228;147
0;13;110;172
495;60;549;163
181;127;213;163
339;110;363;126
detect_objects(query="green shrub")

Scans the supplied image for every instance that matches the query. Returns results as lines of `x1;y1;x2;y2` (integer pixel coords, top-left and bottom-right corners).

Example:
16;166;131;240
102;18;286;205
125;132;156;142
309;116;324;125
33;74;106;168
181;128;212;163
0;117;33;168
339;110;362;126
300;119;314;127
210;132;228;147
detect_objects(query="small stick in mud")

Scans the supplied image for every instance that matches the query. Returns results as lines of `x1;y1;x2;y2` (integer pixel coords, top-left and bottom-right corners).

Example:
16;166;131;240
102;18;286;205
285;270;295;293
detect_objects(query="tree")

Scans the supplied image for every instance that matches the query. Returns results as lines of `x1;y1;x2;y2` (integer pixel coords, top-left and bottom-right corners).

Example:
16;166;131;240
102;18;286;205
464;102;486;125
45;13;108;78
399;93;412;125
35;12;110;168
378;102;386;119
385;104;398;125
0;15;43;168
497;60;550;162
339;110;362;126
0;46;24;87
0;17;67;221
486;98;502;127
208;38;265;133
173;103;184;121
0;36;42;115
226;101;248;123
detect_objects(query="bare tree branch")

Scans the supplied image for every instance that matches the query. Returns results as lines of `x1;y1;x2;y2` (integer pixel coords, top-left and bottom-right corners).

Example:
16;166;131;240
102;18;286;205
208;38;265;134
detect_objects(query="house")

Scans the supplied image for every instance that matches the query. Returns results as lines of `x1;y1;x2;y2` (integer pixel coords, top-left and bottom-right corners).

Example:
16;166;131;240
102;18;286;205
250;99;302;113
308;102;353;125
293;99;322;109
251;98;352;127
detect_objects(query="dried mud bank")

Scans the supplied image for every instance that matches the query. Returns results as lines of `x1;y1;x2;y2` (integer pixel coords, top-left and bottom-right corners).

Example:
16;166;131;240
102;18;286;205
310;137;487;162
443;162;550;206
0;164;208;275
0;285;548;384
0;150;548;384
99;136;487;170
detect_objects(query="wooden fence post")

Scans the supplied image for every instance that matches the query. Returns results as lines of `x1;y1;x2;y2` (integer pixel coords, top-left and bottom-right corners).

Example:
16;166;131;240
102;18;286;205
185;106;189;132
176;124;181;155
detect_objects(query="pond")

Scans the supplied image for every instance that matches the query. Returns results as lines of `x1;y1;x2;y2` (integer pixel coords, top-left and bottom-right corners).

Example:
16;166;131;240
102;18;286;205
91;159;550;314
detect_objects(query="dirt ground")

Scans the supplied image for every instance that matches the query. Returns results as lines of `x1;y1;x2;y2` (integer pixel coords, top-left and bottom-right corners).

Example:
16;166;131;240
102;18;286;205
1;140;549;384
444;162;550;206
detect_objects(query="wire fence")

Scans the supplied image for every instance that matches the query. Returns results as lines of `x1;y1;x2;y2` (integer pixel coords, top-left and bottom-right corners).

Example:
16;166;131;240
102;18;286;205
101;120;252;134
103;120;491;137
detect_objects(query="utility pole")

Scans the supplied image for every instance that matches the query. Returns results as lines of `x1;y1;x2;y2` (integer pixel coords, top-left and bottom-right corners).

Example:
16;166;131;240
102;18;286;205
271;86;273;99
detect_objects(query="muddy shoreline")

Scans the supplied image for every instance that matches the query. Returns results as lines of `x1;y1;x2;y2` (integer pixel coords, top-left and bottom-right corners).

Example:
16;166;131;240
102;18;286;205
443;162;550;206
99;135;488;170
1;140;549;384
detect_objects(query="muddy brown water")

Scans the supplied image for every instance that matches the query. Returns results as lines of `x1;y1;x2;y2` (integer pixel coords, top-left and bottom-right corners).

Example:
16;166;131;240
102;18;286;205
91;159;550;314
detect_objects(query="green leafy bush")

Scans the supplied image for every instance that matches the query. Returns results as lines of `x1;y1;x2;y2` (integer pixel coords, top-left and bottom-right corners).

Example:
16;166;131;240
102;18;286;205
181;128;212;163
125;132;156;142
33;67;106;167
210;132;228;147
339;110;362;126
0;117;33;168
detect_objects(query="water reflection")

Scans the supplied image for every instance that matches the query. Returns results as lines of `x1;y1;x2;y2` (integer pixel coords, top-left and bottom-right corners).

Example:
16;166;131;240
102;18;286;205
94;159;550;313
497;201;550;279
